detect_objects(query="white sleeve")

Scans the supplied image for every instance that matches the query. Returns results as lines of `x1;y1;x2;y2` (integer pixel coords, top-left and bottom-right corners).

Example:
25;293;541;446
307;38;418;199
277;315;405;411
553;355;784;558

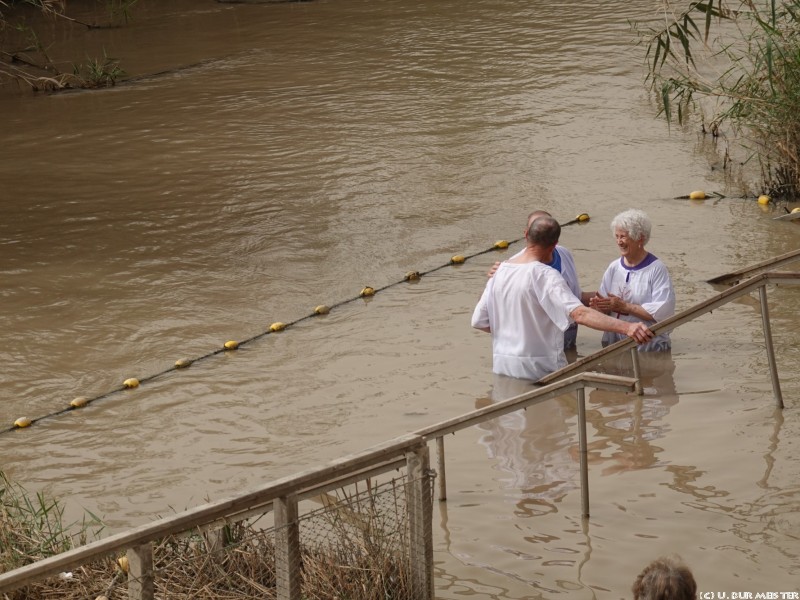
556;246;582;298
536;269;583;330
597;261;616;297
641;262;675;321
471;279;493;330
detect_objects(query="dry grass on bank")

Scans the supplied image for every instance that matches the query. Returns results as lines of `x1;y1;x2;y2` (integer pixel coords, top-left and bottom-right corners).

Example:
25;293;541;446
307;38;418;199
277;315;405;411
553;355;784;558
2;471;412;599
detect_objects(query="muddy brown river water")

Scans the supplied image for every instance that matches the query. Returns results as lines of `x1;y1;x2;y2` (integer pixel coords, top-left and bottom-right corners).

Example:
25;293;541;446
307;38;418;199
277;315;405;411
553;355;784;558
1;0;799;597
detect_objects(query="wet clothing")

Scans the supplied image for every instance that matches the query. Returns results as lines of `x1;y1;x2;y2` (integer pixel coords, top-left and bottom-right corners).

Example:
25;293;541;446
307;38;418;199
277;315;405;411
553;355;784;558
472;260;583;381
510;245;581;348
597;253;675;351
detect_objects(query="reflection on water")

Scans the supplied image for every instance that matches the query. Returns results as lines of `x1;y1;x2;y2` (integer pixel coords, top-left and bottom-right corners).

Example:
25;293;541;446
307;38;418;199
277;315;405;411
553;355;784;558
476;375;580;515
587;352;678;476
475;353;680;508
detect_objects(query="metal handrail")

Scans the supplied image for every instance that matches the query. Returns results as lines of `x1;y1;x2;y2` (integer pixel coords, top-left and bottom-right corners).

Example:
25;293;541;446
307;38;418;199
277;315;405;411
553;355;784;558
0;372;629;597
538;271;800;409
706;247;800;284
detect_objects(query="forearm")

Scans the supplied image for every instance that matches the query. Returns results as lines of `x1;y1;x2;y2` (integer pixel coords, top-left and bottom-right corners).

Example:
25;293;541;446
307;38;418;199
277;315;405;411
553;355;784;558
571;306;630;336
616;301;654;322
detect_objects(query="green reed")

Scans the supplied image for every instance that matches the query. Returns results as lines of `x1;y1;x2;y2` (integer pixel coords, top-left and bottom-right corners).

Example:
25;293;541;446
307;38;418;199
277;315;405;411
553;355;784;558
636;0;800;198
0;470;104;574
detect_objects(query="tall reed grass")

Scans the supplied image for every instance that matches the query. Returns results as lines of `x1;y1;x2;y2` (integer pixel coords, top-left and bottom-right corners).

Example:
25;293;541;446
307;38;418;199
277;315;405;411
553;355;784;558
0;470;103;574
637;0;800;197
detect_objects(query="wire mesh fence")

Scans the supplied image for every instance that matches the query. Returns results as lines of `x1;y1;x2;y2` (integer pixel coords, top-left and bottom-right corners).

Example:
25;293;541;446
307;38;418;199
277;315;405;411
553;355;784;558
296;478;416;600
3;471;434;600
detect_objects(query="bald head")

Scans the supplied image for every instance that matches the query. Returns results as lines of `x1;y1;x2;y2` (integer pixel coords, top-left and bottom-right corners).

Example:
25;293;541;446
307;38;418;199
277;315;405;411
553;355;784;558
526;215;560;248
527;210;552;228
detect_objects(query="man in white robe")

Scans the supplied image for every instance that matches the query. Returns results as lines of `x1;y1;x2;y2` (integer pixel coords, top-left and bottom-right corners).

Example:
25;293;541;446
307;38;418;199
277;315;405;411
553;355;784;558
489;210;593;349
472;216;653;381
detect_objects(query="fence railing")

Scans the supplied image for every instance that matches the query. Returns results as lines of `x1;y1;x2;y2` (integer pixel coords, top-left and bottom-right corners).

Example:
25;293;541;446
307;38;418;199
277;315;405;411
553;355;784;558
413;372;638;519
706;247;800;284
1;258;798;599
538;271;800;408
0;434;435;599
0;372;634;600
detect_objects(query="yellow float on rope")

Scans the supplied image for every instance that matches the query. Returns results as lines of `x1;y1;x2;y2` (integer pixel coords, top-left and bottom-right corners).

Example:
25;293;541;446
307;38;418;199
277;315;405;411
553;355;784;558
314;305;330;314
123;378;140;389
70;397;88;408
689;190;707;200
14;417;31;428
175;358;192;369
493;240;509;249
224;340;239;350
404;271;421;281
576;213;590;222
450;255;465;264
360;286;375;297
270;322;286;332
758;194;771;205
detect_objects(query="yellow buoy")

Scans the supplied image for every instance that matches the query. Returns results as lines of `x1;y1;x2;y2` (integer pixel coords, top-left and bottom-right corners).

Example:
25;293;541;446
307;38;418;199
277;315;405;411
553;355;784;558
314;305;330;314
14;417;31;428
576;213;590;222
117;556;129;573
270;322;286;332
792;207;800;214
404;271;421;281
450;255;465;264
360;286;375;297
70;396;89;408
493;240;509;249
689;190;706;200
758;194;770;205
224;340;239;350
175;358;192;369
123;378;139;389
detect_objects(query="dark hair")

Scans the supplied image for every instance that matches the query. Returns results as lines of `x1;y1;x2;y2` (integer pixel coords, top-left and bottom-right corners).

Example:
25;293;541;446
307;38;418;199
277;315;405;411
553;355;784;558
632;556;697;600
525;215;560;247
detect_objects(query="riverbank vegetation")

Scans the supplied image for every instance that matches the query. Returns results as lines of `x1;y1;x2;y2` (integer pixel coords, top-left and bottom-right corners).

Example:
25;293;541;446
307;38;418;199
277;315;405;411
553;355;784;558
2;471;412;599
0;0;135;90
637;0;800;198
0;470;103;574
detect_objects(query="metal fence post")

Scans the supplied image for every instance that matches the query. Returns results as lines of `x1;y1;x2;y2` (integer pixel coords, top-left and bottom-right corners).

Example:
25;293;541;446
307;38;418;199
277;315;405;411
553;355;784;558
436;436;447;501
406;443;434;599
274;495;300;600
758;285;784;409
127;543;154;600
630;347;643;395
576;387;590;518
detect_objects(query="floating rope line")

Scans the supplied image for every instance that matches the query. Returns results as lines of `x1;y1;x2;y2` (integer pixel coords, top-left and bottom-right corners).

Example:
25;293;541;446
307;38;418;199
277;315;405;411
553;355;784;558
672;190;786;204
673;192;794;207
2;213;590;436
673;190;727;200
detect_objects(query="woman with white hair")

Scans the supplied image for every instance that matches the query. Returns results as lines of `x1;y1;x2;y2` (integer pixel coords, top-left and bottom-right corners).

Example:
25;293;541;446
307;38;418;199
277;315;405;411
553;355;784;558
590;209;675;351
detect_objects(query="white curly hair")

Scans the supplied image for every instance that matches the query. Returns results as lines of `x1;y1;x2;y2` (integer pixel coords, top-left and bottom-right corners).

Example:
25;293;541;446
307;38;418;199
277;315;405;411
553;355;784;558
610;209;652;244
